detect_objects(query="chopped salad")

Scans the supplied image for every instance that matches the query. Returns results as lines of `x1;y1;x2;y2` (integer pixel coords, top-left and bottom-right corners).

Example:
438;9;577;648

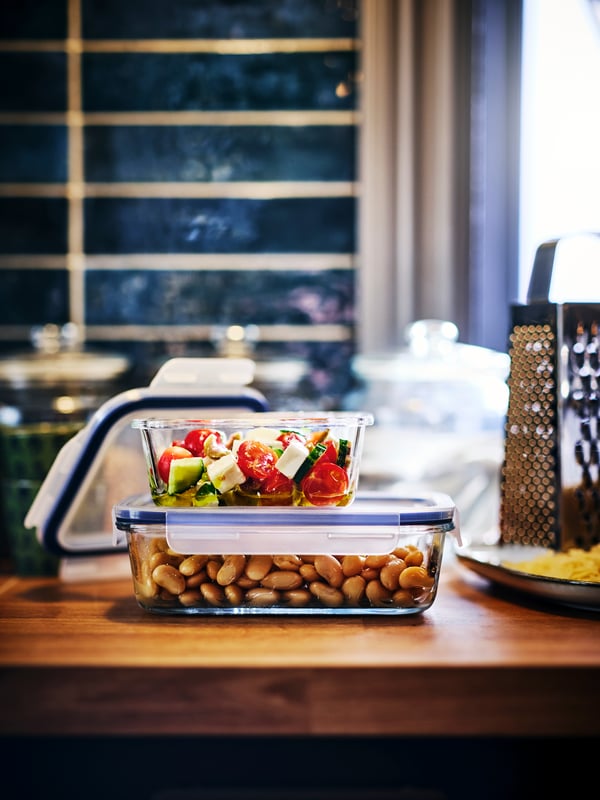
150;424;354;507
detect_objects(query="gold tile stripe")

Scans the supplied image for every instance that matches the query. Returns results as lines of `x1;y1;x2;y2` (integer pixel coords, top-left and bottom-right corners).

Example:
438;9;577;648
85;254;355;270
67;0;85;331
0;113;68;124
0;323;351;343
0;38;358;54
0;185;67;197
83;110;361;126
0;110;359;126
0;254;354;270
0;256;68;269
85;182;358;198
83;324;352;342
0;182;357;199
0;41;66;51
86;38;359;53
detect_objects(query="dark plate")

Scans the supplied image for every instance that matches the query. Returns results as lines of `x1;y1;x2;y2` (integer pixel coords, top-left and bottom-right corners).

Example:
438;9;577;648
456;543;600;611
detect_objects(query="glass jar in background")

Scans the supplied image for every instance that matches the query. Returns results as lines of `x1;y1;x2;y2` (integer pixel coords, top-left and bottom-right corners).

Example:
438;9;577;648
211;324;311;410
348;320;510;547
0;324;130;575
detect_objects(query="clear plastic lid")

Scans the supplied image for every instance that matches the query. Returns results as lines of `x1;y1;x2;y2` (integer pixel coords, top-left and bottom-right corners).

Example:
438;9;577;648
113;491;459;556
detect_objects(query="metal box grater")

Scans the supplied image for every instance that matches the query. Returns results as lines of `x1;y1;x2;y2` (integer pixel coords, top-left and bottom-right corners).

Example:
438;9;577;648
500;235;600;551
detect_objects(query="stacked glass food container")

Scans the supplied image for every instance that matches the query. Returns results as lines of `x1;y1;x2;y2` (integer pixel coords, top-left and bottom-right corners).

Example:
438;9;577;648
113;413;458;615
24;359;459;614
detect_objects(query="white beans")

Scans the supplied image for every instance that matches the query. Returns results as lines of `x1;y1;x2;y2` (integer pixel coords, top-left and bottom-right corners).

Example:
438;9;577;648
129;534;435;611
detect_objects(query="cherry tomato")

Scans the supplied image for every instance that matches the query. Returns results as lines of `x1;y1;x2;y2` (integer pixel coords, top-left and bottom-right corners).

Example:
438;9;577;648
261;469;294;495
183;428;222;457
300;461;349;506
316;439;338;463
277;430;306;449
157;445;193;483
236;440;277;482
258;471;294;505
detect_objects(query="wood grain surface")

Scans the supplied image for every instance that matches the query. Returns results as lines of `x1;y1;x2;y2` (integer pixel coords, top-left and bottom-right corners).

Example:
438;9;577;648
1;556;599;737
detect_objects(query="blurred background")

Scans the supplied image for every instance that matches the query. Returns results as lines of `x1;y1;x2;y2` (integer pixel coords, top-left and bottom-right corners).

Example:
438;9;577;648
1;0;599;398
0;0;599;567
0;0;363;408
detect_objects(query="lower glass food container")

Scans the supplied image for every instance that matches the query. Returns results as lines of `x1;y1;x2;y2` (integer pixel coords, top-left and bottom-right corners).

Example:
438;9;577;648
113;491;459;616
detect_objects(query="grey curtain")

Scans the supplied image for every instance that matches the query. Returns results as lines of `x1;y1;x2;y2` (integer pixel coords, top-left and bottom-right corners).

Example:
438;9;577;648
358;0;521;354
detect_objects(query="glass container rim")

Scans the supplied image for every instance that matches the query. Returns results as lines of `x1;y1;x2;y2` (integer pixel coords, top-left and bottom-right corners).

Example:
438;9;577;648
132;412;375;430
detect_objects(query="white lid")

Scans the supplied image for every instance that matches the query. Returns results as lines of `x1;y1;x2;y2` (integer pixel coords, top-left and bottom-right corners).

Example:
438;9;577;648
24;358;268;557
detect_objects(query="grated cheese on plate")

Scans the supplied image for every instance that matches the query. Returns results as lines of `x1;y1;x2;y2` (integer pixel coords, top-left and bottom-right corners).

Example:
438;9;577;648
503;543;600;583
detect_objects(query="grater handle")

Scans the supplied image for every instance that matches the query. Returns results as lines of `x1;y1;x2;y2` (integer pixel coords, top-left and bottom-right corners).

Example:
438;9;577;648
527;233;600;303
526;239;560;303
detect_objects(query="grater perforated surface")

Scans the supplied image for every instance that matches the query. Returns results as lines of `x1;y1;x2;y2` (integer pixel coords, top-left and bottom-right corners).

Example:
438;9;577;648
500;323;558;548
500;236;600;552
500;309;600;552
562;319;600;548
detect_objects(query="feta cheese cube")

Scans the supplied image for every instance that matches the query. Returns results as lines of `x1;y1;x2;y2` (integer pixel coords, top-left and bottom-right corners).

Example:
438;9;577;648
275;439;310;478
206;452;246;494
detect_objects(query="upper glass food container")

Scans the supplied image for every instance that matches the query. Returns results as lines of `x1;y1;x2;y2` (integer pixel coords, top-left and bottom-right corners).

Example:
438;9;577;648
132;412;374;509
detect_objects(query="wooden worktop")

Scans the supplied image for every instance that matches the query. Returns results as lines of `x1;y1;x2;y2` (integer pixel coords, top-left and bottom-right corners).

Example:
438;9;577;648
1;553;599;738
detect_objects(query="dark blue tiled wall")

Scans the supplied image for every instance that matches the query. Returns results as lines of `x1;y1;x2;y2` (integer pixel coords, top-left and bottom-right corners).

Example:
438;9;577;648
84;125;356;182
0;53;67;111
1;270;69;326
81;0;357;39
84;197;355;253
0;199;68;254
83;52;357;112
0;126;68;183
0;0;360;409
0;0;67;39
85;269;354;326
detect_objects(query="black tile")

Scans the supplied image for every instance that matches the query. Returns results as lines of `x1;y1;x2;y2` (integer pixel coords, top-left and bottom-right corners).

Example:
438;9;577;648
0;198;68;254
0;53;67;112
0;269;69;325
84;125;356;182
0;126;68;183
85;268;354;326
84;197;355;253
82;0;358;39
82;52;357;112
0;0;67;40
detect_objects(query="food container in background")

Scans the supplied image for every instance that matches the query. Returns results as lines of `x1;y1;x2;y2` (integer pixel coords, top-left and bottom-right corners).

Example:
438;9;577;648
113;491;458;615
0;323;131;574
0;422;82;575
0;323;131;428
132;412;373;509
349;319;510;546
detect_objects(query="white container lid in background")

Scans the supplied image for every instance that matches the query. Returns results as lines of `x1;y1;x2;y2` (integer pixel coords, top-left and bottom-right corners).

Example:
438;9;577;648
24;358;269;559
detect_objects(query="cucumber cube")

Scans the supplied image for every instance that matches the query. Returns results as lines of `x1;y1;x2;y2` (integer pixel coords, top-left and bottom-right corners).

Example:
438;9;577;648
167;457;204;494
